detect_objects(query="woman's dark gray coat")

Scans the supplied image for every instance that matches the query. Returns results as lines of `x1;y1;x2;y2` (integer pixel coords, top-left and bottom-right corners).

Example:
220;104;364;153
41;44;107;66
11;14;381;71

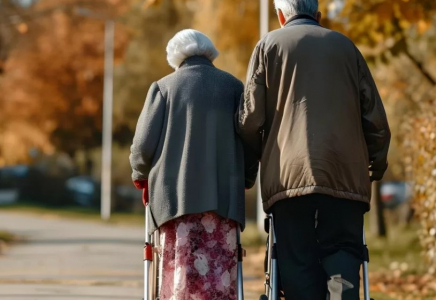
130;56;246;234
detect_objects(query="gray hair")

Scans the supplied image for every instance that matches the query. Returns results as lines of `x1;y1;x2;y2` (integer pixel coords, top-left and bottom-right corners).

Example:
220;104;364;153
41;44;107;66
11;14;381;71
274;0;319;20
166;29;219;70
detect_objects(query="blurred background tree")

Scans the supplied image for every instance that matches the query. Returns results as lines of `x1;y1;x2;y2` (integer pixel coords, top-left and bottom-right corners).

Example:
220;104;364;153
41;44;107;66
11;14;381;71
0;0;130;164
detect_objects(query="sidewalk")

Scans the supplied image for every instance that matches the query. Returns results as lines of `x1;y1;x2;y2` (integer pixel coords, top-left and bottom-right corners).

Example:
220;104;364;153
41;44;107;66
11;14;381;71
0;211;144;300
0;211;263;300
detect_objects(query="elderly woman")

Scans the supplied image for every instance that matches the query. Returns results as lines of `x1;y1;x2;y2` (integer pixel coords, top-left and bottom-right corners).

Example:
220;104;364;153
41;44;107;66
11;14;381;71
130;29;255;300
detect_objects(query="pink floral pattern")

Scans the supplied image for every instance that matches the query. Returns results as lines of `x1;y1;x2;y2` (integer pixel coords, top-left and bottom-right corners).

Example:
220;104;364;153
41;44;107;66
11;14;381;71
158;212;238;300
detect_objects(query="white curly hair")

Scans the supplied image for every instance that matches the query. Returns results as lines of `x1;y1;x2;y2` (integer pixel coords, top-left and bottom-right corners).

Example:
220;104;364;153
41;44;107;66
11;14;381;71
274;0;319;19
166;29;219;70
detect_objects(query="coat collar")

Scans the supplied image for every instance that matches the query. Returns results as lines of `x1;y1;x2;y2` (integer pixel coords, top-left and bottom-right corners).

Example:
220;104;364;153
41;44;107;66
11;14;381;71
179;56;214;69
284;14;321;28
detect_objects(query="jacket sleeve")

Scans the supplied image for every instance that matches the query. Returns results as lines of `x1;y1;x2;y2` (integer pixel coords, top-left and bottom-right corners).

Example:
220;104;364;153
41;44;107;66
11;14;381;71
243;142;260;189
237;41;266;188
234;81;259;189
130;82;166;181
356;48;391;177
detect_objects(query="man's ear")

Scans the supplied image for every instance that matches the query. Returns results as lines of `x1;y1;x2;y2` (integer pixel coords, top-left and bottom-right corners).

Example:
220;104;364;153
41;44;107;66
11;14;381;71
278;9;287;27
316;11;322;22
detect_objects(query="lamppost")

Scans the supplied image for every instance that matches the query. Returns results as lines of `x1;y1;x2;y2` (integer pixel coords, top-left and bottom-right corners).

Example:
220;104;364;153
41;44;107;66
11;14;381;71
76;8;114;221
257;0;269;233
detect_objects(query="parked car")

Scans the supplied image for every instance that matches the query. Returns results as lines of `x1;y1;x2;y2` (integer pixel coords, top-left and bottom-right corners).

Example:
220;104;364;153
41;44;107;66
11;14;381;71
0;165;30;205
65;176;142;211
65;176;100;207
115;185;142;212
380;181;412;209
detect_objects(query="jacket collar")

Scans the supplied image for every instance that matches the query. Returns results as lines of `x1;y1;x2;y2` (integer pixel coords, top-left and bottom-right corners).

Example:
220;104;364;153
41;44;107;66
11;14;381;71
284;14;321;28
179;56;214;69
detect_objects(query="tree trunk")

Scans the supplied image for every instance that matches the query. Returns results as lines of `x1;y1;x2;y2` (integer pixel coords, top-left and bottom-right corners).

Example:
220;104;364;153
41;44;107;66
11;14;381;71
84;150;94;176
370;181;387;237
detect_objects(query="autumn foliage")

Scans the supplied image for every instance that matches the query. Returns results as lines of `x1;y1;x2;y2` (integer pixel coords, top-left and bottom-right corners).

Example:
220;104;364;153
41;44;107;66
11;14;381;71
0;0;129;164
402;107;436;274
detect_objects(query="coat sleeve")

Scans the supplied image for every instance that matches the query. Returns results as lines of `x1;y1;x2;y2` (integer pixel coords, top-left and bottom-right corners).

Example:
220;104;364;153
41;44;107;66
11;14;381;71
356;48;391;178
130;82;166;181
234;81;259;189
237;41;266;188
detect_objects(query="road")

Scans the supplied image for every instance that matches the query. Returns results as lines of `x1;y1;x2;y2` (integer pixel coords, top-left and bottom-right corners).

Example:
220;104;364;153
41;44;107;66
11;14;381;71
0;211;144;300
0;211;262;300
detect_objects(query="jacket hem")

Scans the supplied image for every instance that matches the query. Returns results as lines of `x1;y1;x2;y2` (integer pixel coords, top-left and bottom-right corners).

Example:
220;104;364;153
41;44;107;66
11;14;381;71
263;186;370;212
148;209;246;235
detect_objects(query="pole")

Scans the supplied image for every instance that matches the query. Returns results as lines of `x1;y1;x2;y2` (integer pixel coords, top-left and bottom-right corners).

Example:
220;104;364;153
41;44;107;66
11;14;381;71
257;0;269;233
101;20;115;220
260;0;269;37
370;181;378;235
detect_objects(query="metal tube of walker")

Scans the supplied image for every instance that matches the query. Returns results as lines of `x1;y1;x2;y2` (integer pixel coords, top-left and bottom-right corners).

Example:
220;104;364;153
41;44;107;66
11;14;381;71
265;217;273;298
237;261;244;300
362;229;370;300
363;261;370;300
271;259;278;299
144;204;151;300
237;225;244;300
270;215;279;300
151;230;159;299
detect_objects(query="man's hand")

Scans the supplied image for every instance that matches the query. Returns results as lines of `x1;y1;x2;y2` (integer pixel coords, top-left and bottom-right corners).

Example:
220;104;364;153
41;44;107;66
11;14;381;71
133;180;149;206
369;165;385;182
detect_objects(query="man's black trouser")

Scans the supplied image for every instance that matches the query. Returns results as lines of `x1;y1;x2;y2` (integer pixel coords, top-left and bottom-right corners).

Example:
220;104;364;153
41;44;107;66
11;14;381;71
271;194;367;300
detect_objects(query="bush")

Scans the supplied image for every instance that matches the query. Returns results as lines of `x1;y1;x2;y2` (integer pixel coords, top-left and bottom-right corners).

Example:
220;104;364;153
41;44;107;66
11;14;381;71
402;108;436;273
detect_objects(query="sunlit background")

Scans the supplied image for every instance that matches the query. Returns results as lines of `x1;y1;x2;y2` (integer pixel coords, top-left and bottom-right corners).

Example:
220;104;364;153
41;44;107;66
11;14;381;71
1;0;436;299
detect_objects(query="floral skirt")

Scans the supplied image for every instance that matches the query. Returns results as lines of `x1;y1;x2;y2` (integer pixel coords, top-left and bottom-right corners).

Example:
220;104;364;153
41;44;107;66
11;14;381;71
158;212;238;300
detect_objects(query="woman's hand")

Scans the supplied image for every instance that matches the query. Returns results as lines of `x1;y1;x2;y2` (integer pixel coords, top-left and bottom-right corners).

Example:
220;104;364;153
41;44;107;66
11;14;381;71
133;180;149;206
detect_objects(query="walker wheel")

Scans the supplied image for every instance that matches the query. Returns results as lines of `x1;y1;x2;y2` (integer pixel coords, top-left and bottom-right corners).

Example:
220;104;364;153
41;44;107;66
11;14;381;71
259;295;268;300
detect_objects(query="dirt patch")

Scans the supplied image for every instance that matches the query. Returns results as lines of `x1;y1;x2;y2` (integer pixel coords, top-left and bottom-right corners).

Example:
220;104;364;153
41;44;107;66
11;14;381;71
0;230;16;255
0;230;15;243
243;246;267;297
370;272;436;299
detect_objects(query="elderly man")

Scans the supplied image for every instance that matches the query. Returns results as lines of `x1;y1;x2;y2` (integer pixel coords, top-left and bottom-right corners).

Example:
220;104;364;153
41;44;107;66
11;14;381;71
237;0;390;299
